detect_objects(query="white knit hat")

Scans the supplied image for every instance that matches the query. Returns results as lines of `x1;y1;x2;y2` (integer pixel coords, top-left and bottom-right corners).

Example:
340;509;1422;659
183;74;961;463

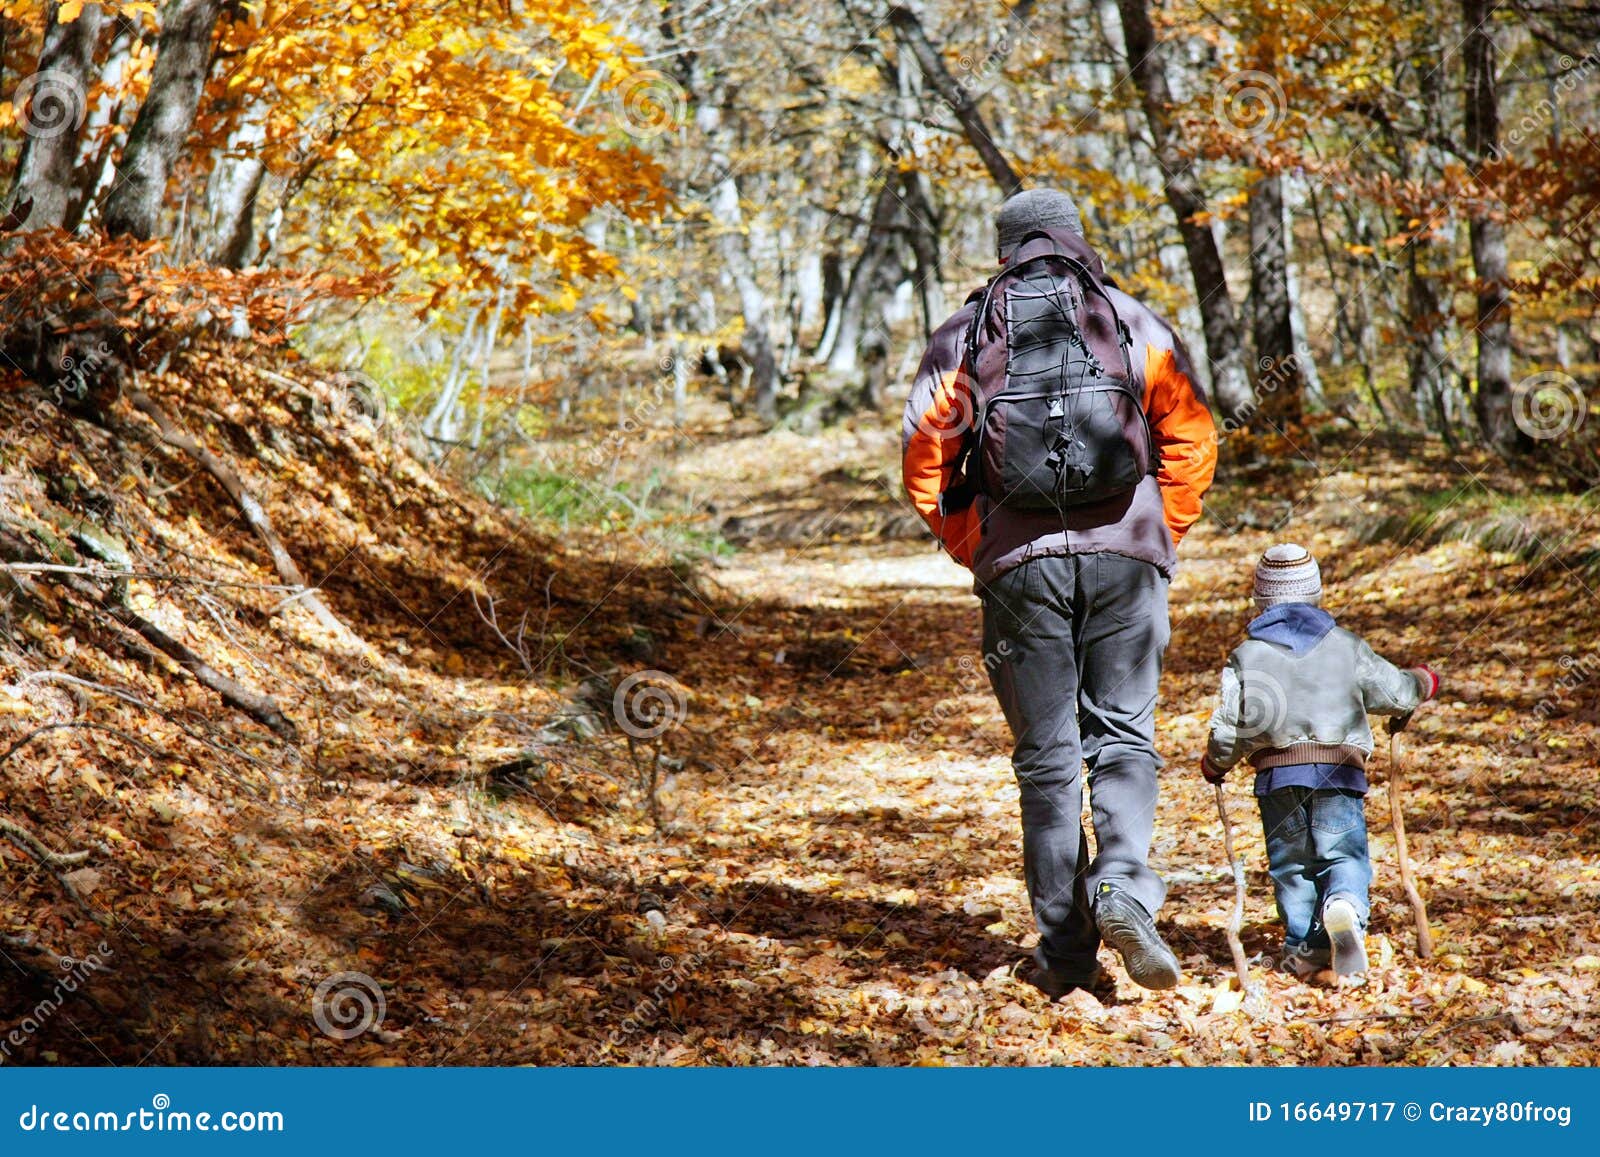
1253;543;1322;608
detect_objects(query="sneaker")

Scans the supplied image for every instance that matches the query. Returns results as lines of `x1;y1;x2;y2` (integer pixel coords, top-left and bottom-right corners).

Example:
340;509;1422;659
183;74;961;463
1323;897;1368;977
1278;944;1329;980
1093;884;1181;990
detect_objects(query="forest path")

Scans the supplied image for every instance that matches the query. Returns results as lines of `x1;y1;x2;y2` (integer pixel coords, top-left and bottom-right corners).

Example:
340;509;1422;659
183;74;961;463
9;388;1598;1067
611;423;1600;1063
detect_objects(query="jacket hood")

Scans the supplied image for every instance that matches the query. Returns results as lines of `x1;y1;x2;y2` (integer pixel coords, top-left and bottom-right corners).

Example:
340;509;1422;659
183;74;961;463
1247;602;1336;655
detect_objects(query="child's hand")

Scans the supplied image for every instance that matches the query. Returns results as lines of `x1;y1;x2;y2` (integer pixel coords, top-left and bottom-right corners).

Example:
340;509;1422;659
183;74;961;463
1201;755;1227;785
1388;666;1439;736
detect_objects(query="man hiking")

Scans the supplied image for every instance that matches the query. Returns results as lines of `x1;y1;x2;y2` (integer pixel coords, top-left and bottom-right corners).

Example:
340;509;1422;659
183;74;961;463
901;188;1217;995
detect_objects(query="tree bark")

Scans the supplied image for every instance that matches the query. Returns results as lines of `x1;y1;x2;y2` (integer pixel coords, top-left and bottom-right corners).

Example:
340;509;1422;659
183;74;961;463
888;5;1023;196
1463;0;1521;451
63;13;137;233
8;2;105;232
711;164;780;423
1115;0;1251;418
203;101;269;268
825;172;899;378
1406;237;1455;444
101;0;223;240
1247;171;1304;423
898;166;945;341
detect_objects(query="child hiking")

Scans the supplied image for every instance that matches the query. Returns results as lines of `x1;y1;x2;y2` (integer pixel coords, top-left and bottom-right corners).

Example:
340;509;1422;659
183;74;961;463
1202;544;1439;979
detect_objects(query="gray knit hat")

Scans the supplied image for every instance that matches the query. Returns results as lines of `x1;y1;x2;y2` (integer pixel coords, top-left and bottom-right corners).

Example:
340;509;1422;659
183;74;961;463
1254;543;1322;608
996;188;1083;260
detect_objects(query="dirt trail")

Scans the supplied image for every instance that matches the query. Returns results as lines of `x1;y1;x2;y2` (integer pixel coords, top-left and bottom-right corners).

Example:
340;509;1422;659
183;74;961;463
615;424;1600;1064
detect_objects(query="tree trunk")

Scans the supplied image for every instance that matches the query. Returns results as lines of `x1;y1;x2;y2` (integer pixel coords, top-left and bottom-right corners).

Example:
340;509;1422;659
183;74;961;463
825;173;899;378
101;0;223;240
8;2;105;232
1115;0;1251;418
710;165;780;423
888;5;1023;196
1247;171;1304;423
898;167;945;341
1407;237;1455;444
1463;0;1521;451
63;13;137;233
203;101;269;268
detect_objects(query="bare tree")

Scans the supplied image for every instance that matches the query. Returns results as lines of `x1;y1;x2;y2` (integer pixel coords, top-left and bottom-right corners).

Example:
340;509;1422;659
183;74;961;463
1114;0;1251;418
1463;0;1522;451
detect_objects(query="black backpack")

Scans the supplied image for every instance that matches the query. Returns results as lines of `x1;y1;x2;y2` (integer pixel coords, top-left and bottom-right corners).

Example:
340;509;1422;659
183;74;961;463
946;231;1155;515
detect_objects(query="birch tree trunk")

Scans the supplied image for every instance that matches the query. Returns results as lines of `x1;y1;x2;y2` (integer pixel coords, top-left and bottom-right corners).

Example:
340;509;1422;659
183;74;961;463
8;2;105;233
101;0;223;241
63;14;137;234
203;102;269;268
710;164;780;423
1248;172;1304;423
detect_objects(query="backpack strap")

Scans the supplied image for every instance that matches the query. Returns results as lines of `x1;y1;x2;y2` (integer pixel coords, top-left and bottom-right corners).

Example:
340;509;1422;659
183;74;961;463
942;286;990;517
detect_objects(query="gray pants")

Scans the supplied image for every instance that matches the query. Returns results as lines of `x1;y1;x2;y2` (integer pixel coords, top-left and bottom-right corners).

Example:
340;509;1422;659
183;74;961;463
979;551;1170;973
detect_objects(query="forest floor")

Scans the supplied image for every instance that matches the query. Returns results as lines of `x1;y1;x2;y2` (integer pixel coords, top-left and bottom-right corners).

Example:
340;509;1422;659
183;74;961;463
2;350;1599;1065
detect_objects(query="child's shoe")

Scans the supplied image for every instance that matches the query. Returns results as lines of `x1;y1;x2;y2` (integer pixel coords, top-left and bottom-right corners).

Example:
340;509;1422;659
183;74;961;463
1323;897;1368;976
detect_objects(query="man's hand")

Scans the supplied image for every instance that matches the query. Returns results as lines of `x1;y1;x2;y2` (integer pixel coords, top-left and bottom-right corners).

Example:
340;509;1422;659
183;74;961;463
1385;712;1414;737
1201;755;1227;785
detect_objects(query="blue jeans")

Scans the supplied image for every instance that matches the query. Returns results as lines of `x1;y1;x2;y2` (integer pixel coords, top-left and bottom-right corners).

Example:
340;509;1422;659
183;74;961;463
1257;787;1372;961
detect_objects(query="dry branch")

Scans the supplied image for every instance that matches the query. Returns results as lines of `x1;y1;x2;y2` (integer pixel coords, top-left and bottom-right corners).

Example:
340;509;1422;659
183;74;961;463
0;815;108;927
0;816;92;869
1388;732;1434;958
99;591;298;742
126;389;346;637
1214;783;1252;989
0;720;162;767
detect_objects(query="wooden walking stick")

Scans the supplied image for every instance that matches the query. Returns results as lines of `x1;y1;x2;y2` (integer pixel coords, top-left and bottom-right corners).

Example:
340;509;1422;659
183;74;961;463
1387;730;1434;958
1214;783;1252;989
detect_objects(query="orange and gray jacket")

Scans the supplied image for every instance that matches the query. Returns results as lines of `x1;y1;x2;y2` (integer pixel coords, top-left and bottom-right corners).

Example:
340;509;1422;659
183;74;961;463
900;249;1218;584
